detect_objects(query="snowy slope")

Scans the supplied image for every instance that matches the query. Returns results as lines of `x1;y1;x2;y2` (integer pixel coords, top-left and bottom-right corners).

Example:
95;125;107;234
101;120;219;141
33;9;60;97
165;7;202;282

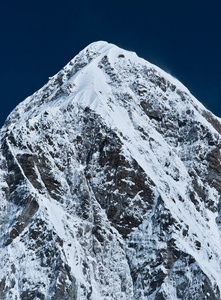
1;41;221;299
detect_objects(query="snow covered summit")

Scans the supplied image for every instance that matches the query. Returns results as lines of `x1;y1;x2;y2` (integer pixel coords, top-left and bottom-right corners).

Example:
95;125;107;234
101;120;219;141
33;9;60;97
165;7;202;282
1;41;221;299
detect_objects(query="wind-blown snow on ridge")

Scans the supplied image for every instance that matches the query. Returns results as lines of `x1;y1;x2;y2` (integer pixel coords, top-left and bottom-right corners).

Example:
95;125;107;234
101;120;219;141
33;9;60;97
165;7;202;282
1;41;221;299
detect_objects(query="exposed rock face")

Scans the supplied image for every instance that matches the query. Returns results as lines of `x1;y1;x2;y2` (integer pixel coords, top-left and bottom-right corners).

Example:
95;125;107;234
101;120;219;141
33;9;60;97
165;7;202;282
1;41;221;299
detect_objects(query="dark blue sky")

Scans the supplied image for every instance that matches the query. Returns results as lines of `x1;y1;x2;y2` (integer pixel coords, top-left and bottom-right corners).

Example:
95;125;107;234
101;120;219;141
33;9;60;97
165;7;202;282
1;0;221;126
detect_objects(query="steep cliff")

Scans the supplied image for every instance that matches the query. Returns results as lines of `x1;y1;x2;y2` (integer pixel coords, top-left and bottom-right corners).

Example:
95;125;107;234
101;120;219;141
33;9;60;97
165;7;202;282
1;41;221;299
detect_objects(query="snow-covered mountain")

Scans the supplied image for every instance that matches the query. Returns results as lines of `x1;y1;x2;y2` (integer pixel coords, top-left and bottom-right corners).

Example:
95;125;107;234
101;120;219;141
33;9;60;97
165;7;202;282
1;41;221;299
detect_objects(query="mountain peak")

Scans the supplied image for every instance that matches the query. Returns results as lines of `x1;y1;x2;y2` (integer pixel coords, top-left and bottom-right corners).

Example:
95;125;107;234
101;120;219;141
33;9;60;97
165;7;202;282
1;42;221;299
84;40;111;51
